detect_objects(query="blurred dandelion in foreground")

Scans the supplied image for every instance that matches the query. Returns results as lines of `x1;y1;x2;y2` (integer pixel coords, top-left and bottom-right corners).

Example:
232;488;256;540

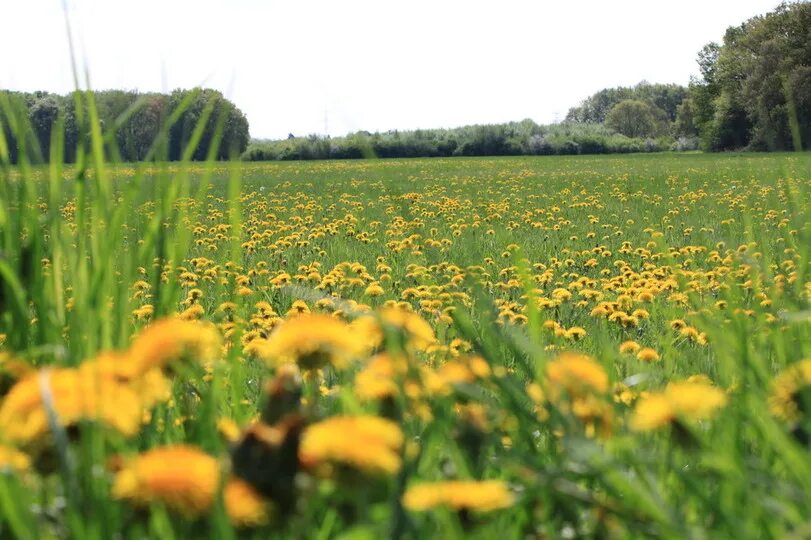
247;314;365;370
402;480;514;512
299;415;404;475
631;380;727;432
112;445;220;516
769;359;811;424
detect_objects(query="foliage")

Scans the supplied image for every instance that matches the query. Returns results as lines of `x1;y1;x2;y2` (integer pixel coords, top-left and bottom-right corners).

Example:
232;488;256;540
689;1;811;151
604;99;666;138
243;121;670;161
565;81;687;124
0;87;249;163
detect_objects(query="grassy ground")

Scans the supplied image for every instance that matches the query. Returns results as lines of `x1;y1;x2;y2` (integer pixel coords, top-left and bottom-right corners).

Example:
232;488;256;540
1;150;810;538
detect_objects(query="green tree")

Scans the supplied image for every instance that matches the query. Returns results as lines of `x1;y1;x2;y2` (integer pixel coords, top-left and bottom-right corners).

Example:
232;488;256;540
605;100;660;138
566;82;688;124
673;98;697;137
27;92;61;162
689;2;811;151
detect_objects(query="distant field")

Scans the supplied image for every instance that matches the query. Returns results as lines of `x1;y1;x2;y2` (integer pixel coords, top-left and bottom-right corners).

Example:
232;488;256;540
1;152;810;538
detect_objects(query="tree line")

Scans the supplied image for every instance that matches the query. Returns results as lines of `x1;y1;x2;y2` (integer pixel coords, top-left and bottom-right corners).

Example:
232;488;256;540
682;1;811;151
0;88;249;164
242;121;674;161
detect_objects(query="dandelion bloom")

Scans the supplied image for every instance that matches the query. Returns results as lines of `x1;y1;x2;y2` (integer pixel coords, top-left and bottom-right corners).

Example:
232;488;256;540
619;340;641;354
636;348;660;362
631;380;728;431
769;359;811;423
112;445;219;517
546;353;609;397
564;327;587;340
0;445;31;473
545;354;612;437
299;415;404;475
364;283;385;297
250;314;365;370
353;308;437;352
224;478;270;527
80;352;172;410
354;354;405;401
402;480;514;512
0;367;142;445
128;317;221;375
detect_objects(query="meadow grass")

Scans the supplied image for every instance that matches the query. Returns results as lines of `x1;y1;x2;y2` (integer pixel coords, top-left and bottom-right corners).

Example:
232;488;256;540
0;97;810;538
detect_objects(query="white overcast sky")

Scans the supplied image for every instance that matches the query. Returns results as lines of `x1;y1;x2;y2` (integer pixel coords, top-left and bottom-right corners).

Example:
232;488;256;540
0;0;784;139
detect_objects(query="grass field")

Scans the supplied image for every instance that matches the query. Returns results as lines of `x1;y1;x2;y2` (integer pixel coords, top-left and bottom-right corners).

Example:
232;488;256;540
1;151;810;538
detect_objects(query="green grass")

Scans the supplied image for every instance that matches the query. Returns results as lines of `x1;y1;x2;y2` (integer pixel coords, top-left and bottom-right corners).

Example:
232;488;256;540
1;100;810;540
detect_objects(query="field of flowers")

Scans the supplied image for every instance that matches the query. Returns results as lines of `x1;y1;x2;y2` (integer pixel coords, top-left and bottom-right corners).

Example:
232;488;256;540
1;150;810;538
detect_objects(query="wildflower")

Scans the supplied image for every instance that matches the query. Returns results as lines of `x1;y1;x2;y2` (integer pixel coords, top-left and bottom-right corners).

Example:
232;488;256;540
218;417;242;444
0;445;31;473
670;319;687;330
565;327;587;340
354;354;404;401
128;317;221;375
631;380;728;432
80;353;171;410
285;300;310;317
224;478;270;527
636;348;660;362
112;445;220;516
0;367;142;446
769;359;811;423
546;353;609;397
402;480;514;512
364;283;385;297
619;340;641;354
250;314;364;370
352;307;437;352
299;415;403;475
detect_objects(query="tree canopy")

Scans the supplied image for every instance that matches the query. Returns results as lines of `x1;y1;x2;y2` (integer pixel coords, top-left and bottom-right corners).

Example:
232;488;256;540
686;1;811;151
0;88;249;163
566;82;688;124
605;100;666;139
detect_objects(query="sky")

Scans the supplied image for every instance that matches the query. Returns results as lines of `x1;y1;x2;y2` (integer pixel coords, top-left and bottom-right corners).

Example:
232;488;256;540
0;0;785;140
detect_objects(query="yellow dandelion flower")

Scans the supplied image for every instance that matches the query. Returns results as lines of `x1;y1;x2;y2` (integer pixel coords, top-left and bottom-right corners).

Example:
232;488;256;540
636;348;660;362
546;353;609;397
402;480;514;512
285;300;310;317
364;283;385;297
250;314;364;370
0;367;142;445
113;445;219;517
631;380;727;432
354;354;405;401
352;308;437;352
128;317;221;375
619;340;641;354
224;478;270;528
564;327;587;340
299;415;403;475
0;445;31;473
218;417;242;444
769;359;811;423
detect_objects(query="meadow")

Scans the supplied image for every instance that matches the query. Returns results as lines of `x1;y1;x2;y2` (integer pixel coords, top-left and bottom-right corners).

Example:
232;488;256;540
1;150;810;538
